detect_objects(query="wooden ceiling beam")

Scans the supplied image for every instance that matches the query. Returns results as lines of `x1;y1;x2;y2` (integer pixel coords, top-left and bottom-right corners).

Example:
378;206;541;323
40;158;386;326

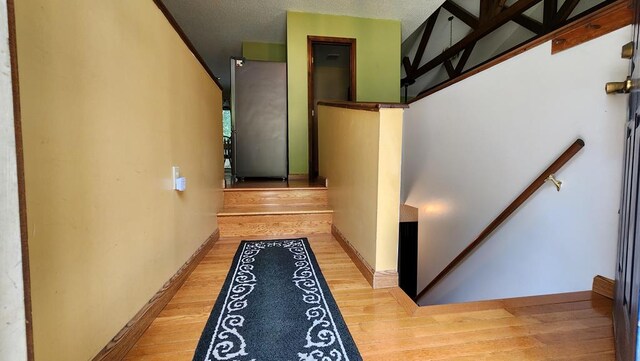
405;0;542;82
412;8;441;71
555;0;581;23
513;14;545;34
496;0;509;13
455;43;476;73
402;56;414;78
444;59;457;78
543;0;558;30
442;0;480;29
479;0;496;22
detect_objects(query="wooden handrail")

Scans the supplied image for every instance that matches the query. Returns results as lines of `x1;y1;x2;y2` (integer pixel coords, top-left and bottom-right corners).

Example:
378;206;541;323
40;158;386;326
414;138;585;301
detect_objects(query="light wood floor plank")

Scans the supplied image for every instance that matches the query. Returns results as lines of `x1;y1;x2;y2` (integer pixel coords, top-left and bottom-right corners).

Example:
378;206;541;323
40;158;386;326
125;234;615;360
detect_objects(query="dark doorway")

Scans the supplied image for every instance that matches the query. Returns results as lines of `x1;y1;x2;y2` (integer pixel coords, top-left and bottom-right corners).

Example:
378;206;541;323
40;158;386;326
307;36;356;179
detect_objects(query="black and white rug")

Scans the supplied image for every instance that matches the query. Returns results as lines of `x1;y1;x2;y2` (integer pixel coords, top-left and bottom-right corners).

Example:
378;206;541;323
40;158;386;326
192;238;362;361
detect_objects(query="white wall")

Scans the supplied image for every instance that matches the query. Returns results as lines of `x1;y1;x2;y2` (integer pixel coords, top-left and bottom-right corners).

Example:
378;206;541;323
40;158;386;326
402;26;630;305
0;0;28;359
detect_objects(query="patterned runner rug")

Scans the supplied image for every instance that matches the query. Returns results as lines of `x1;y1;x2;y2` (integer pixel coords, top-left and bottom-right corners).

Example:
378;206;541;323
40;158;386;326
192;238;362;361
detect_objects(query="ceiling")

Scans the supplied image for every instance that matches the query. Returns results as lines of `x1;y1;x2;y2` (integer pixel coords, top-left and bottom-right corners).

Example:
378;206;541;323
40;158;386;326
160;0;443;98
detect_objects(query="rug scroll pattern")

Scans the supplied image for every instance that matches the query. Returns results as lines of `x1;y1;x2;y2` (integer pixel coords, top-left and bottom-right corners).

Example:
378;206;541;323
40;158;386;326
201;239;353;361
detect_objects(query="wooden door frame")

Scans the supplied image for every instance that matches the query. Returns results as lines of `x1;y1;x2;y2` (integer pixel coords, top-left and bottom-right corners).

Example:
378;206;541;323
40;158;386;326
307;36;356;179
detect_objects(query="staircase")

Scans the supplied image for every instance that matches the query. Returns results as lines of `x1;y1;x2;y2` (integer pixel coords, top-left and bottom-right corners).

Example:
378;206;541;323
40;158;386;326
217;186;333;237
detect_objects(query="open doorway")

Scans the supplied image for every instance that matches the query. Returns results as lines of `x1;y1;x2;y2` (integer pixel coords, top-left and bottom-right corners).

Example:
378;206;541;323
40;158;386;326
307;36;356;179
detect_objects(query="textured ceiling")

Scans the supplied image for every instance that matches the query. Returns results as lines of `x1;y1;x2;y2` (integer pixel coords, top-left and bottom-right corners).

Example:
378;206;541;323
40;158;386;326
160;0;443;98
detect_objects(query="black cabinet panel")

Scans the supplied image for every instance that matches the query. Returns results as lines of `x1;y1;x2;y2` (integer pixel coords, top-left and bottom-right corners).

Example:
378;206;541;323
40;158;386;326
398;221;418;299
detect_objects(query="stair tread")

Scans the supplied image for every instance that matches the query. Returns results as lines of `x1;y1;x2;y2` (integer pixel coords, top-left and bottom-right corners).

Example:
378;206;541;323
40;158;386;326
223;186;327;192
218;204;334;216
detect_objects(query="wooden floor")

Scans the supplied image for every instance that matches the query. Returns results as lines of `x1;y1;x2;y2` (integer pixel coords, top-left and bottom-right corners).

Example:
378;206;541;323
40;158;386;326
125;234;615;360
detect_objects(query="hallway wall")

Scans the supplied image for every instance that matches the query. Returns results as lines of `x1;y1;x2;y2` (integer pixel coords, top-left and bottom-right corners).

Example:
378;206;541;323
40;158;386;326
242;41;286;62
318;105;403;273
402;26;629;305
14;0;224;359
286;12;401;175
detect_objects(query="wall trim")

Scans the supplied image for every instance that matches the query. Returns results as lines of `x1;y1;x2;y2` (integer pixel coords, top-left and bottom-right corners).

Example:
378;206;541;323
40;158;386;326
550;0;632;54
287;174;309;180
592;275;615;299
390;287;595;317
331;225;398;289
7;0;34;358
152;0;223;91
92;229;220;360
373;270;399;289
317;101;408;112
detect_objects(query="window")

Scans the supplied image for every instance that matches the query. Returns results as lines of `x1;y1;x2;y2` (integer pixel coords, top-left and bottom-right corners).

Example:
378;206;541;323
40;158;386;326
222;109;231;137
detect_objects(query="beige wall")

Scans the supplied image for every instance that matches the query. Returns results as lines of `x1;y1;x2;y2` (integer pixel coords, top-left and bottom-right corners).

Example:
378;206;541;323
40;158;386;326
14;1;224;359
375;109;403;270
317;105;402;271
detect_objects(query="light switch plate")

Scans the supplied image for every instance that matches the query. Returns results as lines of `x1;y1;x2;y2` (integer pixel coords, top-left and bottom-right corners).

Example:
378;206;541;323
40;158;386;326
172;166;180;190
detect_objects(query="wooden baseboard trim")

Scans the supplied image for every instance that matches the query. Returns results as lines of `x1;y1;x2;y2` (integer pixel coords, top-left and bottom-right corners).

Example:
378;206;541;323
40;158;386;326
92;229;220;360
332;225;374;286
391;287;597;317
374;270;399;288
331;225;398;289
592;275;615;299
413;290;594;317
389;287;419;315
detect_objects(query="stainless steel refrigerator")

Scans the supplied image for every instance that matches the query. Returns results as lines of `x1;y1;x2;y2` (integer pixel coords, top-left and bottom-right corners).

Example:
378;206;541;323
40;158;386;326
230;58;288;179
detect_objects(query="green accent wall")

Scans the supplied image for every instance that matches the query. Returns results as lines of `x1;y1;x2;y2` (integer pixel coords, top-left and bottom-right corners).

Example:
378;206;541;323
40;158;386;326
286;12;401;175
242;41;287;62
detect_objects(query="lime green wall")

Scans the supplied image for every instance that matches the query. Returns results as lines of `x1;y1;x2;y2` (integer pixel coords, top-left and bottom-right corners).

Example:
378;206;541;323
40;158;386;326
242;42;287;62
287;12;401;175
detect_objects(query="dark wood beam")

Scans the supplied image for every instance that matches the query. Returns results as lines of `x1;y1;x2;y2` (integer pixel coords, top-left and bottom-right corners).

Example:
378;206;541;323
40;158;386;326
405;0;543;82
543;0;558;30
513;14;545;33
403;56;414;78
496;0;509;12
410;0;630;102
444;60;457;77
480;0;496;22
412;8;441;71
555;0;581;23
455;43;476;73
442;0;480;29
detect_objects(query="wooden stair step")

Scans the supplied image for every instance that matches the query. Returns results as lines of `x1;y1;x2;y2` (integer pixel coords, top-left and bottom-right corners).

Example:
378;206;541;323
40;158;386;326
217;212;332;237
217;204;333;217
223;188;328;207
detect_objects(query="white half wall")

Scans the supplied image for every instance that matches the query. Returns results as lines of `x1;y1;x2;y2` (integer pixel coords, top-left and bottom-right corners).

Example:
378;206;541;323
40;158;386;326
402;26;630;305
0;0;28;359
